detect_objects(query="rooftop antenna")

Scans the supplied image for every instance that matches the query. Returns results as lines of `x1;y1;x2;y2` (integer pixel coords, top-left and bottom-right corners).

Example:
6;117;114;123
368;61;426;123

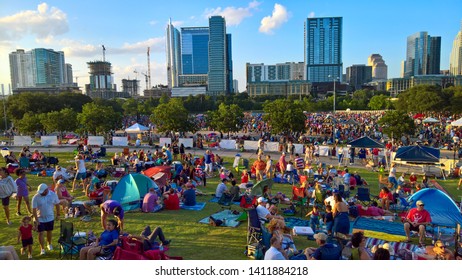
102;45;106;62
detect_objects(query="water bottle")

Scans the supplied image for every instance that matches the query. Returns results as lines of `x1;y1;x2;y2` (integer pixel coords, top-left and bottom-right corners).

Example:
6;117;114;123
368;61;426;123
159;244;164;251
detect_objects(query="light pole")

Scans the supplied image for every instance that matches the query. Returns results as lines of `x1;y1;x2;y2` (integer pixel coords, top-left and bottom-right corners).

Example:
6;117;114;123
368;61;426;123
329;75;339;141
328;75;339;114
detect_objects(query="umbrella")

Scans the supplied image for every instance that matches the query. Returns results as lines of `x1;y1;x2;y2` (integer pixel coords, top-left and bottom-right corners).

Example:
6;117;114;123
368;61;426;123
413;113;425;119
251;178;273;196
422;117;440;124
451;117;462;127
125;123;149;133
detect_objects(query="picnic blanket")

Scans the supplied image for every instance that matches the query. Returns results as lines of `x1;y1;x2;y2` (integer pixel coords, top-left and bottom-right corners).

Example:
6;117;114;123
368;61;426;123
199;210;241;227
180;202;206;211
284;217;311;229
365;237;419;253
352;217;407;242
209;197;240;205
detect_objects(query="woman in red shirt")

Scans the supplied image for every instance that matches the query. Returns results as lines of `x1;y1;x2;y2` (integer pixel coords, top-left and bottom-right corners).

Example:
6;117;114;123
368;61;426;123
378;187;394;211
163;188;180;210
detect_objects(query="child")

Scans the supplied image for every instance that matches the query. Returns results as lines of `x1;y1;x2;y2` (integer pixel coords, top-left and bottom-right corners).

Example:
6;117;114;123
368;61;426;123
17;216;33;259
306;205;320;231
15;168;32;216
324;205;334;236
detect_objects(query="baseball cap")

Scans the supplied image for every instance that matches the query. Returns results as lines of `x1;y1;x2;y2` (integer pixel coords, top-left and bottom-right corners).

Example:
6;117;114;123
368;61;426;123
332;189;339;193
37;183;48;194
416;200;425;206
257;197;268;203
313;232;328;241
58;179;66;184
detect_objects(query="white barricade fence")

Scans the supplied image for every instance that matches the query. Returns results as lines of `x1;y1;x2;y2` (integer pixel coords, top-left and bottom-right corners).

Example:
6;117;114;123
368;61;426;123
88;136;104;146
219;140;236;150
318;145;330;156
41;136;58;146
244;140;258;151
178;138;194;148
14;136;32;146
112;137;128;146
265;142;279;152
159;138;171;148
294;144;304;155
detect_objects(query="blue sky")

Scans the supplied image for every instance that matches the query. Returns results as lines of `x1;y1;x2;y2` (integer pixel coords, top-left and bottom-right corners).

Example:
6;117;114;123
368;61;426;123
0;0;461;94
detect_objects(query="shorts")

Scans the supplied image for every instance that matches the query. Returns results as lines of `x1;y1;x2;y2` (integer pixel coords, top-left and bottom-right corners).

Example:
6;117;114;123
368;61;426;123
37;220;55;232
22;237;33;248
407;223;424;232
75;172;86;180
1;196;11;206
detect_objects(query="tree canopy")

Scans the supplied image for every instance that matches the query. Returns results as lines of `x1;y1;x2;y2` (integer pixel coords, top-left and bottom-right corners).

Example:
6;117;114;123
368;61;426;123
207;103;244;136
151;98;196;133
378;110;415;140
263;99;305;135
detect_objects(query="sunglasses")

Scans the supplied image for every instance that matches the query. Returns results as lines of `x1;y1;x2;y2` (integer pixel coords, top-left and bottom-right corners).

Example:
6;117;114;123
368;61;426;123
418;204;424;206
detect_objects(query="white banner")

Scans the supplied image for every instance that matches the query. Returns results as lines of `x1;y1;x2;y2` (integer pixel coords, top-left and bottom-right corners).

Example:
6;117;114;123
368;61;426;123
178;138;194;148
265;142;279;152
112;137;128;146
88;136;104;146
244;140;258;151
41;136;58;146
319;145;330;156
159;137;171;148
294;144;304;154
219;140;236;150
14;136;32;146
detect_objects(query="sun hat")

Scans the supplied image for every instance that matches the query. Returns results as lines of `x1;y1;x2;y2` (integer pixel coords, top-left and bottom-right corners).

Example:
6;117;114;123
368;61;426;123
416;200;425;206
37;183;48;194
313;232;328;241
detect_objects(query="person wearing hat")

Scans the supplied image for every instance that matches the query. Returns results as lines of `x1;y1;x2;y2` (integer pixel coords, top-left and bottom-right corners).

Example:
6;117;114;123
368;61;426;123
404;200;432;245
31;183;60;255
256;197;283;223
303;232;342;260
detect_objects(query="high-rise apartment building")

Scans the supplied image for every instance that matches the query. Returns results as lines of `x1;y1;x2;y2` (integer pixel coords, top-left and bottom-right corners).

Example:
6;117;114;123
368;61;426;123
166;19;182;89
367;54;388;80
247;62;305;82
404;32;441;77
208;16;227;94
345;64;372;90
9;48;71;90
304;17;343;83
450;21;462;76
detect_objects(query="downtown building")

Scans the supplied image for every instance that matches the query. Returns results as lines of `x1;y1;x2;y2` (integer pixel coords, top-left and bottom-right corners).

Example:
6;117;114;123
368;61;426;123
403;31;441;77
9;48;79;94
450;21;462;76
367;54;388;80
304;17;343;83
165;16;233;96
345;64;372;91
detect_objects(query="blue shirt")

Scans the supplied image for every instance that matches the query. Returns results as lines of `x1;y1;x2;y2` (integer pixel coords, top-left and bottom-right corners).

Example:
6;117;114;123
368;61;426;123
182;189;196;206
164;150;172;161
204;154;212;164
98;229;119;251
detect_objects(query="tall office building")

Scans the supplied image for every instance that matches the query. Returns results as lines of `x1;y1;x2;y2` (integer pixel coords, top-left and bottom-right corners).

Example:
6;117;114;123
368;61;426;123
226;33;234;94
345;64;372;90
166;19;182;89
404;32;441;77
208;16;227;94
246;62;305;82
304;17;343;82
367;54;388;80
450;21;462;76
9;48;70;90
181;27;209;75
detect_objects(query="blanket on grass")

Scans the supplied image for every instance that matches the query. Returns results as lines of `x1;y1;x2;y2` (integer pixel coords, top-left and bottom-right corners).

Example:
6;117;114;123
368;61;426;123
209;196;240;205
199;210;241;227
352;217;407;242
180;202;206;211
284;217;311;229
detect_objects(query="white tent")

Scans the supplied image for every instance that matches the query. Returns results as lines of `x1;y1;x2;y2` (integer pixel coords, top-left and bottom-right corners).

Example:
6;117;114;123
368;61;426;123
125;123;149;133
451;117;462;127
422;117;439;123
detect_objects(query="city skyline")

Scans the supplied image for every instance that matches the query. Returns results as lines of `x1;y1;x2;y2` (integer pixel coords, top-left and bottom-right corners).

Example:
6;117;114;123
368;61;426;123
0;0;461;94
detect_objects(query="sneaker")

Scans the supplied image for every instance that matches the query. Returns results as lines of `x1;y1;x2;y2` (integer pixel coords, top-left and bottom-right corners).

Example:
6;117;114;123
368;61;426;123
47;244;53;251
40;249;46;255
28;255;33;259
20;248;25;255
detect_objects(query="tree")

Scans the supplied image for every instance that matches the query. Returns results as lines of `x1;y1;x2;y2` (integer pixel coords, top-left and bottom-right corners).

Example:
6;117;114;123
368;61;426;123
151;98;196;133
15;112;43;134
263;99;305;135
443;86;462;113
378;110;415;140
77;103;122;135
368;95;393;110
41;108;78;137
396;85;443;112
207;103;244;137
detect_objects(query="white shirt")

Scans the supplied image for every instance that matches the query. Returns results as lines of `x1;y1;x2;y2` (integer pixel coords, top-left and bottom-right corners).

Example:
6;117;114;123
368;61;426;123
256;204;271;222
286;163;294;172
76;159;86;173
32;191;60;223
53;168;71;181
0;176;17;198
264;246;286;260
389;167;396;178
215;183;227;198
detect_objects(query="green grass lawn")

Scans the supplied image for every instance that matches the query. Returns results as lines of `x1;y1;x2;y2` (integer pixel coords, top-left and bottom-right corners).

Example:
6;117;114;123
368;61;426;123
1;152;460;260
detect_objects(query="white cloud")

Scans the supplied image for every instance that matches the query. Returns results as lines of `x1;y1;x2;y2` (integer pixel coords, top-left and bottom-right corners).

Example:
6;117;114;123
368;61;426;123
149;20;158;26
259;3;290;35
204;0;261;26
308;11;316;18
0;2;68;42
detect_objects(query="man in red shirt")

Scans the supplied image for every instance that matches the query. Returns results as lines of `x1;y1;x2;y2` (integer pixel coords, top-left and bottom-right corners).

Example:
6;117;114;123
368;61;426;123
404;200;432;245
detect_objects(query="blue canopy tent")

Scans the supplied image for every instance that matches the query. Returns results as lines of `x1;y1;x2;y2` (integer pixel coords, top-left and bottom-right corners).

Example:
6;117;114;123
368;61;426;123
347;136;384;148
111;174;158;211
408;188;462;228
394;145;440;163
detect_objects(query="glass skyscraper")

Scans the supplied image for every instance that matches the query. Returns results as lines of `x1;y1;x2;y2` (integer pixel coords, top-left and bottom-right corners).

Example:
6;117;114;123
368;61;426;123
166;19;182;89
404;31;441;77
304;17;343;83
208;16;227;94
181;27;209;75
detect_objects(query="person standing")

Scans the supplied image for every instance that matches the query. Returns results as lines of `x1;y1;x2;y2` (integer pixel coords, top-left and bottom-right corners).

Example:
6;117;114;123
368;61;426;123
0;167;18;225
72;154;87;192
265;155;274;180
15;168;32;216
204;150;213;177
32;183;60;255
252;156;266;182
17;216;34;259
388;162;398;190
100;200;125;232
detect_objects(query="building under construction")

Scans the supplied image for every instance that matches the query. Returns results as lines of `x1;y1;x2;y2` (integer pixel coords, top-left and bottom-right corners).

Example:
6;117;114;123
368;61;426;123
86;60;129;99
122;79;139;96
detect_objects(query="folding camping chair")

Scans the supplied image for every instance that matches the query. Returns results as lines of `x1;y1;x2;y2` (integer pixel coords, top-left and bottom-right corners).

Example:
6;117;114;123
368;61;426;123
356;187;373;206
58;220;87;260
292;186;309;217
246;208;271;259
338;184;350;200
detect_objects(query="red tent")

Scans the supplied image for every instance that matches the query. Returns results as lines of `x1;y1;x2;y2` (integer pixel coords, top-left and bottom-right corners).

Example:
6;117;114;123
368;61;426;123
142;166;172;178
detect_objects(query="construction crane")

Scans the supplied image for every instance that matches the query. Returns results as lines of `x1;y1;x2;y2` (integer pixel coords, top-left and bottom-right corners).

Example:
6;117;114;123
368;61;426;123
134;70;148;90
102;45;106;62
147;47;152;89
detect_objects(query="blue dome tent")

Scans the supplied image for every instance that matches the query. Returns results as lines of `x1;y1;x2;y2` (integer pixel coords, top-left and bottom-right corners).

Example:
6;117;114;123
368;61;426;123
111;174;158;211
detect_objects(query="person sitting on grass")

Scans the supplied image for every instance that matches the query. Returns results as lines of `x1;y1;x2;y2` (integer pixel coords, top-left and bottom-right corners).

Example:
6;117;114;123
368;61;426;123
378;186;393;211
55;179;74;217
182;184;196;207
142;188;163;213
129;225;171;251
163;188;181;210
304;232;342;260
79;219;119;260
